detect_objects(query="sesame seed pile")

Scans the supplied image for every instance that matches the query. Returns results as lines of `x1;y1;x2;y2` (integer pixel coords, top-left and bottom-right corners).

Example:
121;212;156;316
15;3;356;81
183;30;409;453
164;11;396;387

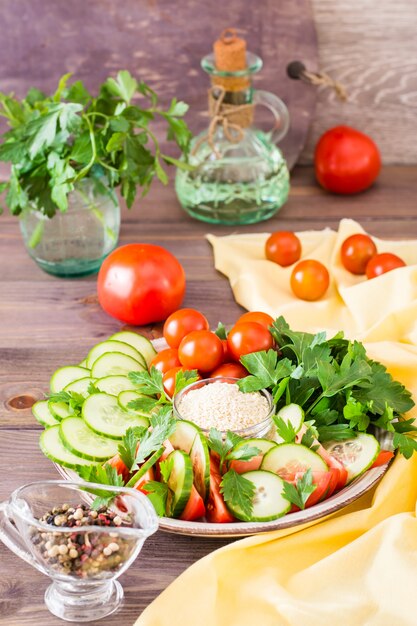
177;382;270;432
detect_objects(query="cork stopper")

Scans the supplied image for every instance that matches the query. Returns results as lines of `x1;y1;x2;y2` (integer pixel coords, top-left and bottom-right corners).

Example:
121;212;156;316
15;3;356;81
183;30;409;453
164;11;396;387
212;28;250;92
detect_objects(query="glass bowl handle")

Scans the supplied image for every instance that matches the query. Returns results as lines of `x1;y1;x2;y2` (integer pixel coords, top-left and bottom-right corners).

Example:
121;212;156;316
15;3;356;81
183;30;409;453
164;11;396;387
0;501;47;575
253;90;290;144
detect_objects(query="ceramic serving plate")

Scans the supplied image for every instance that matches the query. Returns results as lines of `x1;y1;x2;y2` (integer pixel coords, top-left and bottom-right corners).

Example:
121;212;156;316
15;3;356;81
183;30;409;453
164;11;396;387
54;335;390;537
55;462;388;538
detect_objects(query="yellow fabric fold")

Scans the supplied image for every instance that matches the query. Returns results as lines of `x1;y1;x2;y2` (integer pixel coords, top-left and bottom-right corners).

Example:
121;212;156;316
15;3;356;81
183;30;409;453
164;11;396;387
135;220;417;626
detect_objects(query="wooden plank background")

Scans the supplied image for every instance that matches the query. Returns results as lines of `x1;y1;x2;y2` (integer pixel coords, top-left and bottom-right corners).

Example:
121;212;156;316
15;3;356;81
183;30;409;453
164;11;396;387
303;0;417;164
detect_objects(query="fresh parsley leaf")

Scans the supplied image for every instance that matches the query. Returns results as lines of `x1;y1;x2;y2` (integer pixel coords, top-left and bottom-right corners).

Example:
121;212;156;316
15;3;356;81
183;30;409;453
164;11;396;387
392;433;417;459
174;369;200;394
317;424;357;442
134;411;176;466
317;353;372;398
282;469;316;510
160;456;174;483
87;382;100;395
393;418;417;434
48;390;85;414
343;396;370;432
117;426;147;471
127;396;159;414
220;470;255;521
227;443;261;462
238;350;294;393
129;367;165;396
76;464;124;509
300;422;320;451
143;481;169;516
273;416;298;443
353;360;415;415
214;322;228;340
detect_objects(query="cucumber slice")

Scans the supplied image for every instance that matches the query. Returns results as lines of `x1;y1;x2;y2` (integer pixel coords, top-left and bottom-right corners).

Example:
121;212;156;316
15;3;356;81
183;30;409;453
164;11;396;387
275;404;304;442
261;443;328;480
32;400;60;428
233;438;277;455
226;470;291;522
164;450;193;517
48;401;74;421
91;352;145;378
82;392;149;439
64;377;95;397
95;375;138;396
86;340;146;370
60;416;119;461
50;366;90;393
323;434;380;483
110;331;156;366
118;390;152;416
168;420;210;501
190;432;210;501
40;425;97;468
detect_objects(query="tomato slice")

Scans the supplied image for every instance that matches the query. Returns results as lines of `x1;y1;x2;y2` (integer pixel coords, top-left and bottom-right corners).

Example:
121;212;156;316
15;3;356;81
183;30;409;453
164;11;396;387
133;467;155;494
106;453;130;482
315;444;348;491
206;456;235;523
370;450;394;468
228;455;263;474
179;485;206;521
289;470;332;511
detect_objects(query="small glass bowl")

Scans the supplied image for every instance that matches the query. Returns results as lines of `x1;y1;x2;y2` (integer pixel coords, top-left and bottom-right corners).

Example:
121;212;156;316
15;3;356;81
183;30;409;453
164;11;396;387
0;480;158;622
173;376;275;439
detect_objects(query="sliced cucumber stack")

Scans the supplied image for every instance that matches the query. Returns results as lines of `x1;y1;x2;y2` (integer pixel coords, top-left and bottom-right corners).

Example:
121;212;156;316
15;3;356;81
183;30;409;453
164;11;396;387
50;365;90;393
323;434;380;483
60;416;119;461
164;450;193;517
91;352;145;378
82;392;149;439
110;331;156;366
261;443;328;479
86;340;146;370
32;400;60;428
95;375;138;396
40;425;97;468
226;470;291;522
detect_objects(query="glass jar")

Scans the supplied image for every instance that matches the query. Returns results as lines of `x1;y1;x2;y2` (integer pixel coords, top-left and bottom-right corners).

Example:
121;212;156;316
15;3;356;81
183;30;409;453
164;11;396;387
175;51;290;225
173;376;275;439
19;177;120;278
0;480;158;622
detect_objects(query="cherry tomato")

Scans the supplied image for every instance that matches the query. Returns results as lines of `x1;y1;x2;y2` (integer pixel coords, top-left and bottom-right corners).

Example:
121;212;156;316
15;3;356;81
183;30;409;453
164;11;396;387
227;322;274;361
97;244;185;326
163;308;209;348
178;330;223;373
341;234;378;275
162;366;201;397
221;339;232;362
370;450;395;468
210;362;249;379
206;456;236;523
290;259;330;301
150;348;181;374
179;485;206;521
315;126;381;194
265;231;302;267
366;252;406;279
236;311;275;330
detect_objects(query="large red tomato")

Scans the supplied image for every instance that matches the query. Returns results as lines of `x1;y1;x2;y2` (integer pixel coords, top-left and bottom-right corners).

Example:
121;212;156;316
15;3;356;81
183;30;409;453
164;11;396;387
97;244;186;325
315;126;381;194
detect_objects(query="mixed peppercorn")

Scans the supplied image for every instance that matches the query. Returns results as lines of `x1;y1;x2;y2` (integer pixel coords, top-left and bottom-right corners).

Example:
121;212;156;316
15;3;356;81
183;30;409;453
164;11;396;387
31;503;135;578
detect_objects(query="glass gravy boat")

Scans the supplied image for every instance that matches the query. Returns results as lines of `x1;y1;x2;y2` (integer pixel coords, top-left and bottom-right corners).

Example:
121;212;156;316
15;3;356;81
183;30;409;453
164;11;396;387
0;480;158;622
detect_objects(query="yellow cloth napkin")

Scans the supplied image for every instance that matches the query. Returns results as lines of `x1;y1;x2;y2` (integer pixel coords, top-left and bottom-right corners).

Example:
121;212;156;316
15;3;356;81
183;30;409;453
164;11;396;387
135;219;417;626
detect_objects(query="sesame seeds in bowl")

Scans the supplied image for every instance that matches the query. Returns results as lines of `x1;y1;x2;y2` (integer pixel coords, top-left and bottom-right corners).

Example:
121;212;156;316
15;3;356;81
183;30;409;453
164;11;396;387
173;377;274;438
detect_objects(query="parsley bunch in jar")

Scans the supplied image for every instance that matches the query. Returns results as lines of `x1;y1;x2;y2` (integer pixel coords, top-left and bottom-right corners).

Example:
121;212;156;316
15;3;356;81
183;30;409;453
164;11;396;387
0;71;192;276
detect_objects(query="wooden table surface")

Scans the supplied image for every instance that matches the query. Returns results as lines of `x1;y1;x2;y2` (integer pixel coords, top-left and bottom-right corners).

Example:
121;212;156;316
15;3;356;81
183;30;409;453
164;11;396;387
1;164;417;625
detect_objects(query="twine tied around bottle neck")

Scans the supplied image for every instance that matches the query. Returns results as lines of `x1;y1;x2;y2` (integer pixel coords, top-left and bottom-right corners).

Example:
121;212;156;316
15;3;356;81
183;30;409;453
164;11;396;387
192;87;254;158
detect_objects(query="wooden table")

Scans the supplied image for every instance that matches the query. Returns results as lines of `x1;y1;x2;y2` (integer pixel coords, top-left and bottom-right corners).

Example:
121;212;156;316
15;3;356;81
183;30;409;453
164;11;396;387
1;165;417;625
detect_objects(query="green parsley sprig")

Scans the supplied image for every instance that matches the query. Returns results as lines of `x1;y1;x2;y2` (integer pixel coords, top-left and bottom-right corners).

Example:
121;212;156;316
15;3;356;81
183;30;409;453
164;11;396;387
0;70;192;217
